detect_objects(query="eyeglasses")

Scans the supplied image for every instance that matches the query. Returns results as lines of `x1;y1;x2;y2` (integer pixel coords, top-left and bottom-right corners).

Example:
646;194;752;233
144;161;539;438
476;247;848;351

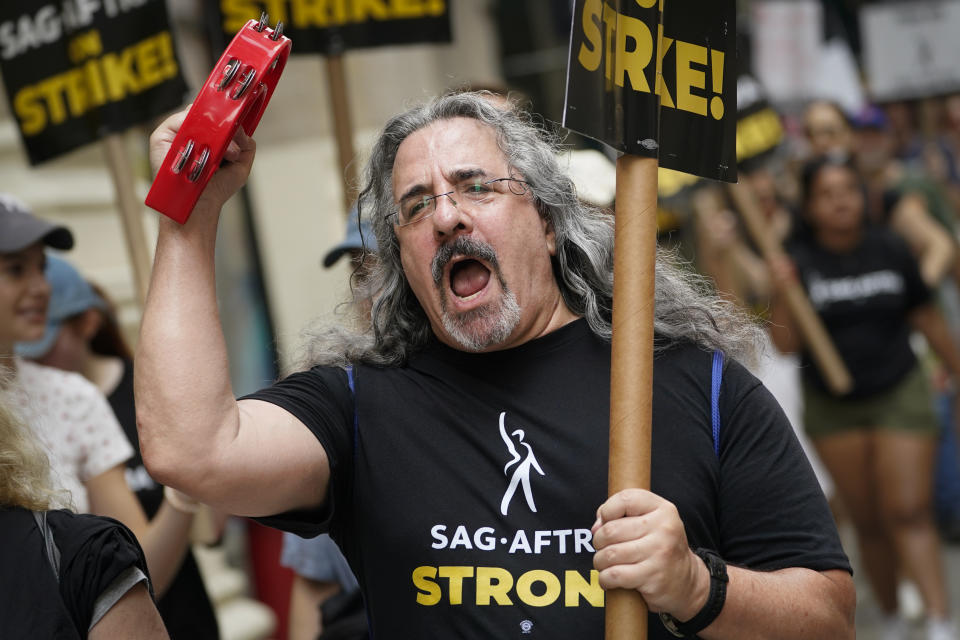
387;177;531;227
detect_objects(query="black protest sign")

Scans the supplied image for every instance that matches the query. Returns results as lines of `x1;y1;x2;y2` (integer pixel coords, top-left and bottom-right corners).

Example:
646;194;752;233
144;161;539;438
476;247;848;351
0;1;188;165
214;0;450;55
564;0;737;183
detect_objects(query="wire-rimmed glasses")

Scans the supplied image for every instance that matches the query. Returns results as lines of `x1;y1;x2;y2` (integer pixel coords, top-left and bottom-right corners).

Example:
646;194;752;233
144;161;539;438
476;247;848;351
386;177;531;227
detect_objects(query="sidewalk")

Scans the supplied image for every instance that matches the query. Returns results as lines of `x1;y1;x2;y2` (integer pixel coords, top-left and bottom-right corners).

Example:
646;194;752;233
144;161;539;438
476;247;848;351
850;524;960;639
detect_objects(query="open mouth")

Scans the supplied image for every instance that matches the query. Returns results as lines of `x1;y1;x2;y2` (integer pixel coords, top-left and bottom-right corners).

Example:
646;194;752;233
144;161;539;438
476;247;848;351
449;258;492;300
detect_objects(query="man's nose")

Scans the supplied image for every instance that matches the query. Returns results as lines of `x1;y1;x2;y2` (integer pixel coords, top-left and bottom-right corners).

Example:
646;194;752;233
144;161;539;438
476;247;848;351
431;193;472;238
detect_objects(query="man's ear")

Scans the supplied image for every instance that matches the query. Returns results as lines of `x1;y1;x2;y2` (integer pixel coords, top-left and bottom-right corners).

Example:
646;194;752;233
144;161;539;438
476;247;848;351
542;211;557;256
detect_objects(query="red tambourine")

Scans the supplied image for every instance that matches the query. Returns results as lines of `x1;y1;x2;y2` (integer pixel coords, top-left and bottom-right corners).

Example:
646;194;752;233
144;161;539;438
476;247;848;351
145;14;291;223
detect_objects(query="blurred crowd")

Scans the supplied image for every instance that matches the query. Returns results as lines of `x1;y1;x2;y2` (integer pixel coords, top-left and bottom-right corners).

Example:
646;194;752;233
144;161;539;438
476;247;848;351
681;94;960;640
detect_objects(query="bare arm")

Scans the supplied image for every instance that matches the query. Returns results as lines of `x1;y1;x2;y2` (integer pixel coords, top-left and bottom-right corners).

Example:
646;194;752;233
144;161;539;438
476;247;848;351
88;582;170;640
700;567;853;639
765;255;802;355
693;193;771;307
890;193;956;287
135;109;329;517
592;490;855;639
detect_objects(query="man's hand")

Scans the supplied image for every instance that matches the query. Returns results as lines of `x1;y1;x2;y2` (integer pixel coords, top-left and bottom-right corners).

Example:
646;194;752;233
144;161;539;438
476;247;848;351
149;107;257;226
592;489;710;621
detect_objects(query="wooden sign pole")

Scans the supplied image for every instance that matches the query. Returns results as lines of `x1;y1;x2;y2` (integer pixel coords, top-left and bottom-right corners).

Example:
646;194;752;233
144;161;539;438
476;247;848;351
726;181;853;395
325;54;359;215
606;155;659;640
102;133;151;306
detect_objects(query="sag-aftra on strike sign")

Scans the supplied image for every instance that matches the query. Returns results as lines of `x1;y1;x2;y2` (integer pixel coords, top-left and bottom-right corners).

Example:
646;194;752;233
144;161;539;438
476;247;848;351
564;0;737;183
214;0;451;54
0;0;187;165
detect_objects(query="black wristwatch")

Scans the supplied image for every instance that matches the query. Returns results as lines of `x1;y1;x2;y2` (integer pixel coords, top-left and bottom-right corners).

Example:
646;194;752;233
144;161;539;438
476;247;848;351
659;548;728;638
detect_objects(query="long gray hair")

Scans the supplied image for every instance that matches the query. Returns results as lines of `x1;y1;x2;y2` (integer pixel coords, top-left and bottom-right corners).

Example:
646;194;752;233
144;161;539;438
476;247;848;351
300;92;761;368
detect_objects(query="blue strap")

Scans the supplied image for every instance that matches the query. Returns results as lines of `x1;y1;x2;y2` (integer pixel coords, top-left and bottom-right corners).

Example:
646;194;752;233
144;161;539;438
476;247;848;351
711;351;724;457
343;367;374;637
345;366;358;460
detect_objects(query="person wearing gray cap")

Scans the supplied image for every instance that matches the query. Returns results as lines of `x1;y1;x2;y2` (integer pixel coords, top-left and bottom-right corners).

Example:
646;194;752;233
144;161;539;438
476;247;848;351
322;206;377;269
0;193;74;254
0;194;201;607
283;206;372;640
0;193;74;361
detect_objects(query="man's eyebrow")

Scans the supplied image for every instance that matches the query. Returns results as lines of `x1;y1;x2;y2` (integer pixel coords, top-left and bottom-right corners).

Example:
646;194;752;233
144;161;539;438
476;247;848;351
397;168;490;203
451;168;488;182
398;183;431;204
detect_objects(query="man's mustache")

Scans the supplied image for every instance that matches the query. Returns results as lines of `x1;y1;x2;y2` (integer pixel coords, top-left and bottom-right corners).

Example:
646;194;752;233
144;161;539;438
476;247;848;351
431;237;500;286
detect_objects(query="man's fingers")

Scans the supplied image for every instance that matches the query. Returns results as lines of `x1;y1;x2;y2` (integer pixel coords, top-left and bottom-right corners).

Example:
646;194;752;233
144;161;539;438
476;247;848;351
223;128;256;163
596;489;660;526
592;515;652;550
152;106;191;143
594;532;656;569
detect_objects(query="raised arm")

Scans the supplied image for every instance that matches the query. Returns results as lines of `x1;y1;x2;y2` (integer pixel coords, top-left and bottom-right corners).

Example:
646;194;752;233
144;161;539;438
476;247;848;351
765;254;802;355
890;193;955;287
135;110;329;517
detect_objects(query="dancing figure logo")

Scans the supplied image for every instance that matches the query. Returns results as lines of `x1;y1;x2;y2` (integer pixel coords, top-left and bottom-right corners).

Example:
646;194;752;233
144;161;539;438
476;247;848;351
498;412;545;516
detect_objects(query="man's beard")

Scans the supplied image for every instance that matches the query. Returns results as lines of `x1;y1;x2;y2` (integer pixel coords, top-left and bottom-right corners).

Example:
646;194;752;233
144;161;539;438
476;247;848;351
431;237;521;351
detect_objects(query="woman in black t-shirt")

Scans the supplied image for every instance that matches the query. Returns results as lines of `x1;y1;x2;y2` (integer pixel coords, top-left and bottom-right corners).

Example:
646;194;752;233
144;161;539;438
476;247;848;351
0;383;168;638
769;156;960;639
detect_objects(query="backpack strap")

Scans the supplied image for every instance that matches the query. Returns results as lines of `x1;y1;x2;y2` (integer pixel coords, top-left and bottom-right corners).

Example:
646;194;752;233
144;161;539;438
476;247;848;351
32;510;61;582
711;350;724;457
345;366;359;459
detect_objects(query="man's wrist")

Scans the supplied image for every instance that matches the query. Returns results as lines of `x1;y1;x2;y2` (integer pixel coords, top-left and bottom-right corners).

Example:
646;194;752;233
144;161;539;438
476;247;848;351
660;548;729;637
675;548;712;621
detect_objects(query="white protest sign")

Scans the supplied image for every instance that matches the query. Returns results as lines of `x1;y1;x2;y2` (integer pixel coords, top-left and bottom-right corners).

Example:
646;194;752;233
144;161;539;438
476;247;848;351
750;0;821;104
861;0;960;101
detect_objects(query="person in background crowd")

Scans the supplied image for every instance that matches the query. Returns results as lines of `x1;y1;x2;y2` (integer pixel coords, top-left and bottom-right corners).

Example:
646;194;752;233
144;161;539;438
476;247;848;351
802;100;956;288
0;193;196;598
769;155;960;640
16;254;221;639
135;91;854;639
283;532;363;640
858;100;960;551
0;381;168;638
283;209;373;640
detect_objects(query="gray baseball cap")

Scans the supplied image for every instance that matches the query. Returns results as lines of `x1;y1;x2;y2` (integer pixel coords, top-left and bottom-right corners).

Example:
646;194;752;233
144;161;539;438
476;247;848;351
323;205;377;268
0;193;73;253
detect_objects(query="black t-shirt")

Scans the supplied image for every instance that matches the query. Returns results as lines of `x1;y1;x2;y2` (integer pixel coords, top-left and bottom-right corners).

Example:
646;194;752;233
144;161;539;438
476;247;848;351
787;227;931;397
0;507;149;638
249;320;849;639
108;358;220;640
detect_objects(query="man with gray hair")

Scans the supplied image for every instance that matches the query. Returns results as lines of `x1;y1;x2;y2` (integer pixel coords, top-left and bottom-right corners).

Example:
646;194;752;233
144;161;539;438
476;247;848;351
137;92;854;639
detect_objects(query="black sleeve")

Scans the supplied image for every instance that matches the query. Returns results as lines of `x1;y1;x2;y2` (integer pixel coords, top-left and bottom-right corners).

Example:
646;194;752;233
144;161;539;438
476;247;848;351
716;361;851;574
241;366;354;537
49;511;151;633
